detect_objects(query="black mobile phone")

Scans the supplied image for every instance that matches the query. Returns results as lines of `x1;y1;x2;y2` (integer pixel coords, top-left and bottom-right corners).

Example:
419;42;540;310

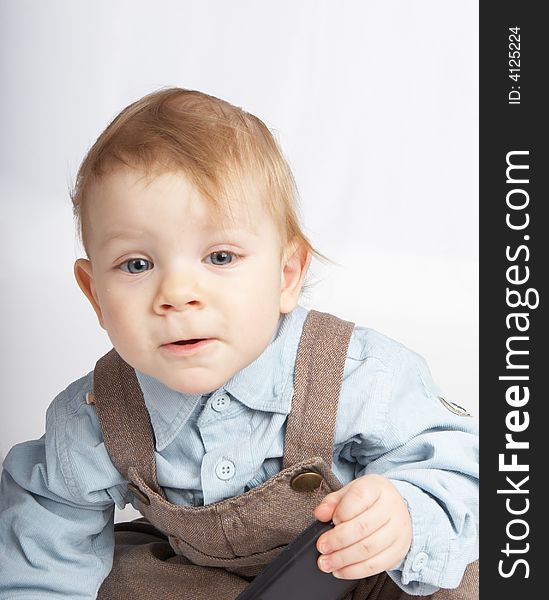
235;520;359;600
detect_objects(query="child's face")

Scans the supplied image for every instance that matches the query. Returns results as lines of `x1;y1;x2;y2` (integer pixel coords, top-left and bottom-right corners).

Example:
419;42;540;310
74;168;307;394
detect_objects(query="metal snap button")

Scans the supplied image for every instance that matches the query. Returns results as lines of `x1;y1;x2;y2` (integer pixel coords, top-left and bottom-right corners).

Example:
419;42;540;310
127;482;150;506
290;471;324;492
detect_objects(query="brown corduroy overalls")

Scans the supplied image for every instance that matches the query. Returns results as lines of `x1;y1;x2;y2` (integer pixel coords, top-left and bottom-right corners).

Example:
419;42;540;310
92;310;478;599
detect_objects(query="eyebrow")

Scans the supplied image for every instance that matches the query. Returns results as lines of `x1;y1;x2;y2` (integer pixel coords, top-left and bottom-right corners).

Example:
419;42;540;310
100;230;147;244
100;225;257;245
202;224;259;236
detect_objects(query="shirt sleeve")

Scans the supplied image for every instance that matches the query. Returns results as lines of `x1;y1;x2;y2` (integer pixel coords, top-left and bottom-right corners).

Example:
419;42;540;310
0;379;122;600
340;338;479;595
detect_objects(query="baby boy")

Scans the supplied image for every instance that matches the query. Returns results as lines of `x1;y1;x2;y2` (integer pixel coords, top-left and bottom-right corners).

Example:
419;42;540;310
0;88;478;599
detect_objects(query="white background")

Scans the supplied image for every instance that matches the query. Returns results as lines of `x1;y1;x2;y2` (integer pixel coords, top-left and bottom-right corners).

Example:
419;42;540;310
0;0;478;522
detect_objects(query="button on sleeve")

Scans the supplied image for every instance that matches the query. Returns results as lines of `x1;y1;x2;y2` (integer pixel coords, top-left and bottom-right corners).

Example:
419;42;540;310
411;552;429;573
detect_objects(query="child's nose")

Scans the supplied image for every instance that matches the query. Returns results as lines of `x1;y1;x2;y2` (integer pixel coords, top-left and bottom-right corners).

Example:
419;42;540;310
153;269;203;313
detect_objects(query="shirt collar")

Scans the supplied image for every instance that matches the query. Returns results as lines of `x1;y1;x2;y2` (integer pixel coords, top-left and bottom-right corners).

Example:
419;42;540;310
135;305;309;451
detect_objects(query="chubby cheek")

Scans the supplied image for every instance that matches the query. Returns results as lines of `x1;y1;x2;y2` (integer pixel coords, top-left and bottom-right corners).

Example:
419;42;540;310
226;273;281;347
97;291;147;349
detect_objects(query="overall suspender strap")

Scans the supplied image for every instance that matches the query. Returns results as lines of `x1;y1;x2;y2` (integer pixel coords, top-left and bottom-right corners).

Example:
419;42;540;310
93;349;164;496
282;310;355;469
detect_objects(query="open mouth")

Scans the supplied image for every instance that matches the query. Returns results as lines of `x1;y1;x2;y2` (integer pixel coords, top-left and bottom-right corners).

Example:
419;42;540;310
162;338;215;354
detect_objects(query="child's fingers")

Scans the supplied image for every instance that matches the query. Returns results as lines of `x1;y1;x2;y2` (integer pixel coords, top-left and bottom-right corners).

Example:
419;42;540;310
313;485;348;521
330;476;382;525
314;475;383;525
316;496;388;555
314;500;335;522
331;544;404;580
317;522;396;575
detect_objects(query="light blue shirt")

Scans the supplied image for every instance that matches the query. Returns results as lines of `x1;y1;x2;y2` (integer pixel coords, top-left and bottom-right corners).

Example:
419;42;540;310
0;305;478;599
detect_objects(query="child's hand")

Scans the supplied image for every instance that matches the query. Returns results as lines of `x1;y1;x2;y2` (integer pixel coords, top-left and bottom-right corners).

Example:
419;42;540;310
313;474;412;580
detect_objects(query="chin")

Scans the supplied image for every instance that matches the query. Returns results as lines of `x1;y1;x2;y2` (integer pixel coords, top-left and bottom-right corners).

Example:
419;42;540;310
168;376;224;396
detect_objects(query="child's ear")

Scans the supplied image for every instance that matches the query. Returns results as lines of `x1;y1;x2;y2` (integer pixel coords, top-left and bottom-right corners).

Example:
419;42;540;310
279;242;312;314
74;259;105;329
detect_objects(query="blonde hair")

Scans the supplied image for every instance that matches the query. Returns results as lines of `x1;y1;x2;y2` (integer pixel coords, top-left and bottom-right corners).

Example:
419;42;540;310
70;87;332;275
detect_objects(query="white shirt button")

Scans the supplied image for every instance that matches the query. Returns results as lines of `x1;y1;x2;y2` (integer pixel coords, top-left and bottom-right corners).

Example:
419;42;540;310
215;459;236;480
411;552;429;572
212;393;231;412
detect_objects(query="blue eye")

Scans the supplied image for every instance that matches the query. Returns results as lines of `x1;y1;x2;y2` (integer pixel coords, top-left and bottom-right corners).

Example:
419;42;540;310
119;258;153;274
207;251;238;266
